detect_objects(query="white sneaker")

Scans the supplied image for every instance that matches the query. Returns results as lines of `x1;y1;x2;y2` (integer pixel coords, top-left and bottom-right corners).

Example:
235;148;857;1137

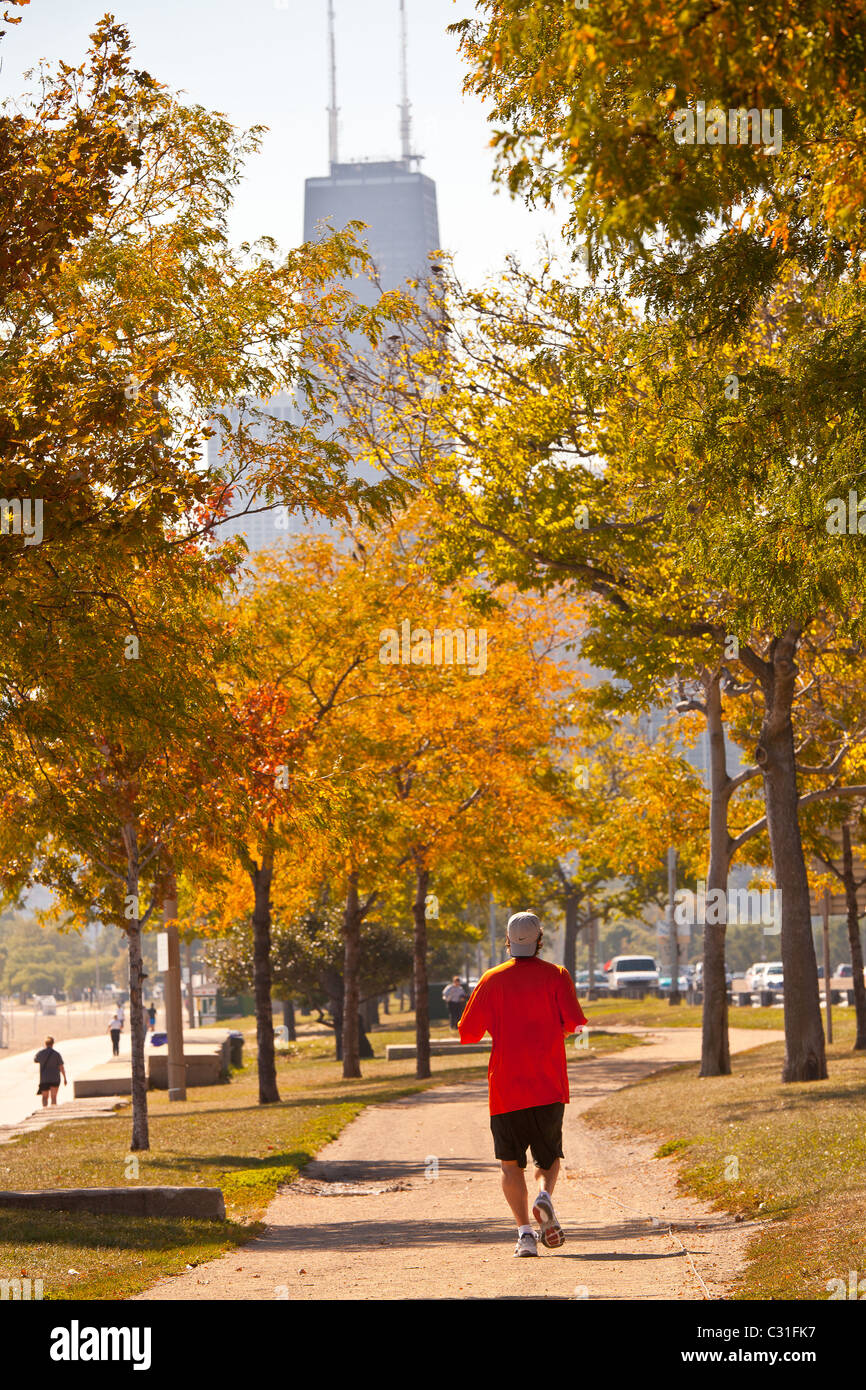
533;1191;565;1248
514;1230;538;1257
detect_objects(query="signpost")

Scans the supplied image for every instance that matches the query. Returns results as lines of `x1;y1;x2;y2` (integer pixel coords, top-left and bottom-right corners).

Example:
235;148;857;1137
668;847;681;1005
822;887;833;1044
158;889;186;1102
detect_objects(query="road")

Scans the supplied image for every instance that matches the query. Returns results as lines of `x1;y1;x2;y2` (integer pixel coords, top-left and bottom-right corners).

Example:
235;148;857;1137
0;1031;131;1128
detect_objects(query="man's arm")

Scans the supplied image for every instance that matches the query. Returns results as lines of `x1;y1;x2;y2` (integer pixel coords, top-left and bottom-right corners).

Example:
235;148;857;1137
557;968;588;1037
458;980;490;1044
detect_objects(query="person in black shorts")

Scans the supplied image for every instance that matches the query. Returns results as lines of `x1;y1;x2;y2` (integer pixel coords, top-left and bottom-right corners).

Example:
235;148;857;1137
34;1036;67;1107
459;911;587;1256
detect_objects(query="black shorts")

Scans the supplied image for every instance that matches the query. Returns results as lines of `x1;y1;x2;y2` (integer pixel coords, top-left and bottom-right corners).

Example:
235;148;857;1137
490;1102;565;1170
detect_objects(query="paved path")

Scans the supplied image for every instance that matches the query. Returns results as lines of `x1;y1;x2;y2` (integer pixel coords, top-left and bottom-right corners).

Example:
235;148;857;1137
0;1031;131;1128
136;1025;783;1302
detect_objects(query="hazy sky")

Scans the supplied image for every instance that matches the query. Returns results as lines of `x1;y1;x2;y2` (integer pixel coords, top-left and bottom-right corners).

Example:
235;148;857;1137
2;0;566;284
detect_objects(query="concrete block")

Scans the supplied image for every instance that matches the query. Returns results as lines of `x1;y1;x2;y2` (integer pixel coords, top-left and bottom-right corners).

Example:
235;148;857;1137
385;1041;491;1060
0;1186;226;1219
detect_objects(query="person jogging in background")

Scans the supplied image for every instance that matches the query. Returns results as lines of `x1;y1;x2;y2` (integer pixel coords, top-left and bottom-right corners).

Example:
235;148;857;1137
108;1012;123;1057
34;1036;67;1107
458;910;587;1257
442;976;466;1029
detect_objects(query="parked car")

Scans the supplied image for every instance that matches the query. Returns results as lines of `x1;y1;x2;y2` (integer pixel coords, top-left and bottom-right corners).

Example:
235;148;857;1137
693;962;733;989
575;970;610;995
37;995;58;1014
605;955;660;996
746;962;782;989
835;964;853;979
658;972;689;994
762;968;784;1000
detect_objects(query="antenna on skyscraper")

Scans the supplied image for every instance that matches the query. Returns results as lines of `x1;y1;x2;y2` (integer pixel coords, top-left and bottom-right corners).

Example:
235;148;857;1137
398;0;414;166
327;0;339;169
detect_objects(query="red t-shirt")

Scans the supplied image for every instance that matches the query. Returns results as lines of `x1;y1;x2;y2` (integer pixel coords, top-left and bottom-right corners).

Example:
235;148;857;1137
458;956;587;1116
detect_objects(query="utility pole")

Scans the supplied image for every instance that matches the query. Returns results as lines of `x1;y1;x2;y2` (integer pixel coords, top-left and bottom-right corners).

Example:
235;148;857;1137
668;847;681;1005
823;887;833;1044
161;881;186;1101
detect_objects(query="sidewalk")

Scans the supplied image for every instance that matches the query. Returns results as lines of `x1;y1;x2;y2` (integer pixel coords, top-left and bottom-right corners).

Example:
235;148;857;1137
0;1032;131;1128
135;1025;784;1302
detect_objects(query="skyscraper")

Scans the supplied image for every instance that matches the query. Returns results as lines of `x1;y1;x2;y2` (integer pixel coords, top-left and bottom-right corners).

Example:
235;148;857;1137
304;0;440;295
303;158;440;297
212;0;440;555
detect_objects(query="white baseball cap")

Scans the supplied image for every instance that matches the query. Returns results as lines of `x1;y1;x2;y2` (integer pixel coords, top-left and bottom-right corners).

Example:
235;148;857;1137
507;911;542;957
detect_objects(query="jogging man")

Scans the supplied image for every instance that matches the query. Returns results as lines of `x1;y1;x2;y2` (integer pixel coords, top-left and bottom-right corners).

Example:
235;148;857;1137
458;911;587;1257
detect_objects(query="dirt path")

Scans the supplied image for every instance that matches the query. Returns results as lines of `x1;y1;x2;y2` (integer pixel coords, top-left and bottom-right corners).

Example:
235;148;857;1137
135;1026;783;1302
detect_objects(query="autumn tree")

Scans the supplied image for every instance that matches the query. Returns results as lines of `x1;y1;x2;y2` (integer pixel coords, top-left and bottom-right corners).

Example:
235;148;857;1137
0;543;237;1150
444;6;866;1080
378;576;578;1079
322;250;866;1082
452;2;866;309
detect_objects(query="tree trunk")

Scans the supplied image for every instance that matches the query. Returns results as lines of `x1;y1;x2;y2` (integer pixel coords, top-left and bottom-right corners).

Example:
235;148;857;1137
341;872;363;1078
841;822;866;1050
358;1015;374;1059
319;967;343;1058
413;862;431;1080
563;892;578;979
120;819;149;1152
250;853;280;1103
755;633;827;1081
281;997;296;1041
700;674;732;1076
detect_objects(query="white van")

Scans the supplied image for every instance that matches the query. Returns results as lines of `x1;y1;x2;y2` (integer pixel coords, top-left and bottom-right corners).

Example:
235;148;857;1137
606;956;660;996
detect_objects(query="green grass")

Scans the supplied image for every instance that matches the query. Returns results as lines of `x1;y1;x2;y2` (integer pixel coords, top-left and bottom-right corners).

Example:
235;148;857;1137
583;1028;866;1300
584;995;788;1031
578;1029;644;1056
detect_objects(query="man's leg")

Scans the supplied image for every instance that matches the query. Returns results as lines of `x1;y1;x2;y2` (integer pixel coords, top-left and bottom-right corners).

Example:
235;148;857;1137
534;1156;560;1197
41;1091;48;1108
531;1106;566;1248
500;1160;531;1226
